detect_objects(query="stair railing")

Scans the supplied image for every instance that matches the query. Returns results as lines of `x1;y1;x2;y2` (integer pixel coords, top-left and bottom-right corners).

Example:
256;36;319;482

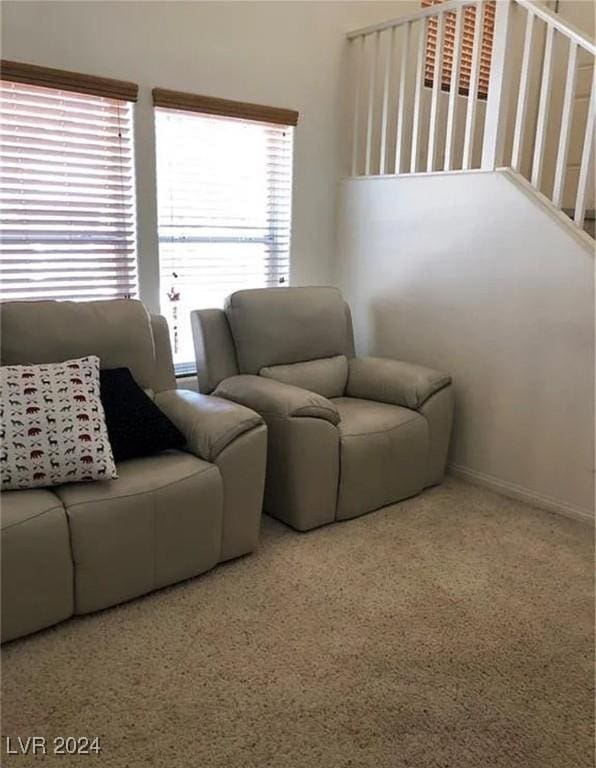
347;0;595;233
506;0;594;229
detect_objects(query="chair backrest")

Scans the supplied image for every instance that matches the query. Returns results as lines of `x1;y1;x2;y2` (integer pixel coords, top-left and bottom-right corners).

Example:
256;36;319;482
191;286;355;394
225;286;355;374
0;299;176;394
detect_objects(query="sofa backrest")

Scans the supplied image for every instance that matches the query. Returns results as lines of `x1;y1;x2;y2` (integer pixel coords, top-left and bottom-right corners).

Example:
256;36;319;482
0;299;176;393
224;287;355;375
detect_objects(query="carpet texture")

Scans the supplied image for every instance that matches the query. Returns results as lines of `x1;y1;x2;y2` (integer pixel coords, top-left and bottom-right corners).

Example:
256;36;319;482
1;478;594;768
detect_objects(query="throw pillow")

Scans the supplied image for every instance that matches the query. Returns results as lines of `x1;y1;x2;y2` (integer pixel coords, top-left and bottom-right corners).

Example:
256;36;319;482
99;368;185;462
1;356;117;490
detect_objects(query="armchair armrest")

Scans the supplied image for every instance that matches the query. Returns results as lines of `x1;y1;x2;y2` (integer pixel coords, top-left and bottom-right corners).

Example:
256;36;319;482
347;357;451;410
214;375;340;426
155;389;263;462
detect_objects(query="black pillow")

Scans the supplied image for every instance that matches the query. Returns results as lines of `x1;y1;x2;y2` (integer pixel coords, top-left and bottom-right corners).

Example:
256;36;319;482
99;368;185;463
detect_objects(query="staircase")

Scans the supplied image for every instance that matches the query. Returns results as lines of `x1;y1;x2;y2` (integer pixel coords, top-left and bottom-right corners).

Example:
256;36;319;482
346;0;595;240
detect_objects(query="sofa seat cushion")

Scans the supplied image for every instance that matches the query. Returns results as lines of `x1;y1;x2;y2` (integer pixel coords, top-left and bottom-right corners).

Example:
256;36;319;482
332;397;428;521
54;450;223;614
1;489;74;642
259;355;348;399
2;488;62;530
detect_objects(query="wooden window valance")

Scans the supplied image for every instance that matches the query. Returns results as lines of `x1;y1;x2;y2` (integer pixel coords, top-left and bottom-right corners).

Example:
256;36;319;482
0;60;138;101
152;88;299;126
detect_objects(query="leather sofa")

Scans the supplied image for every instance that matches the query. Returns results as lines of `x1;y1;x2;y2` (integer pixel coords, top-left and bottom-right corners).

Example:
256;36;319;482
192;286;454;532
0;299;267;643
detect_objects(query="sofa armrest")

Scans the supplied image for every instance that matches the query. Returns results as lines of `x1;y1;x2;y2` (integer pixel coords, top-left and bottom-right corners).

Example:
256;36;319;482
347;357;451;410
214;375;340;426
155;389;264;462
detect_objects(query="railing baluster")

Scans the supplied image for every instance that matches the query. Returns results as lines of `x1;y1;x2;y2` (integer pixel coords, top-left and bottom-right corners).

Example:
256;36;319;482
574;66;595;228
427;10;445;172
511;9;535;172
462;2;485;170
379;27;394;175
410;17;427;173
552;41;578;208
444;7;463;171
365;31;380;176
481;0;512;170
394;21;411;174
531;23;555;189
351;35;365;177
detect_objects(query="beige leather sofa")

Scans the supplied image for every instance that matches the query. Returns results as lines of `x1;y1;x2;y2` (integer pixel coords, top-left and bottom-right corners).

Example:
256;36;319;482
192;286;454;532
0;299;267;642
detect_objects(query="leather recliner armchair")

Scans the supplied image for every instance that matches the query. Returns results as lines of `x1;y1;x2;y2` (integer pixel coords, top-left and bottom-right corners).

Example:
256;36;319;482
192;286;454;532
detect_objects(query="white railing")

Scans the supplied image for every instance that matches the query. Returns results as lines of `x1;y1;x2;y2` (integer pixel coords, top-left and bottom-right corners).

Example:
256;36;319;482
347;0;595;234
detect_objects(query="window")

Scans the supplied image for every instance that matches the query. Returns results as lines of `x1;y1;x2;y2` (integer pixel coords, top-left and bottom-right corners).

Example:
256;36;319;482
153;89;297;375
423;0;496;99
0;61;138;301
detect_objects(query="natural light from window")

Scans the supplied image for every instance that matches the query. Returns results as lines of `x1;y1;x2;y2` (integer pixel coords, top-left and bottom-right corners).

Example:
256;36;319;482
154;108;293;375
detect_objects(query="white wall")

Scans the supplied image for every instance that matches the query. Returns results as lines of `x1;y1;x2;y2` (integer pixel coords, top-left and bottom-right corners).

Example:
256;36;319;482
337;170;594;518
0;0;402;312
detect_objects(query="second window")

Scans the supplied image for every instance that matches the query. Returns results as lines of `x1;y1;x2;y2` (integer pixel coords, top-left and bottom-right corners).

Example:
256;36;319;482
154;93;296;374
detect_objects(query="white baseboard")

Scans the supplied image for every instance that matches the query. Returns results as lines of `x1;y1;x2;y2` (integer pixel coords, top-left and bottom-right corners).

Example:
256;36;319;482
448;463;594;525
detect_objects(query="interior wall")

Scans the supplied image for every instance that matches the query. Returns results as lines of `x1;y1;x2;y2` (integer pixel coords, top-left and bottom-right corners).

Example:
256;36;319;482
0;0;402;313
337;170;594;518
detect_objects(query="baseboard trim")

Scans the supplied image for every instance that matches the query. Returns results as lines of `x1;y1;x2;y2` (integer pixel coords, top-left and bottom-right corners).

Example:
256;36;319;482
448;463;594;525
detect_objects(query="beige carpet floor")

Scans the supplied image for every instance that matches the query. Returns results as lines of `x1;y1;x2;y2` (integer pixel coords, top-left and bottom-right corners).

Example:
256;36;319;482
1;478;594;768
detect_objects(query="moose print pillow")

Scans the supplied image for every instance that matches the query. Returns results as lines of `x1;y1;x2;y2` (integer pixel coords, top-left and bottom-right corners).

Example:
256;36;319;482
1;355;117;491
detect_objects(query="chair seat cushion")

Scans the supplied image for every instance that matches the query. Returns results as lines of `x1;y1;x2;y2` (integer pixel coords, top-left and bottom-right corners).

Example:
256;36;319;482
1;489;74;642
54;450;223;614
332;397;428;521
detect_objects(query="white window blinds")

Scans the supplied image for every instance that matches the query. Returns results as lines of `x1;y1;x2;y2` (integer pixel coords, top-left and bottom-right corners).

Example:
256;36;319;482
154;101;295;375
0;76;137;301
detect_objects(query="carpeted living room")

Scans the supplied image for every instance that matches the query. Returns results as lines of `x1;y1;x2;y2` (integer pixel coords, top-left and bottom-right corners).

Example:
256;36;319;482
1;1;594;768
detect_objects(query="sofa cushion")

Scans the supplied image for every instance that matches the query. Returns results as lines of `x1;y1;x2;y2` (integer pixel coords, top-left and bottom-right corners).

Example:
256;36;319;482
100;367;185;462
0;299;156;390
54;450;223;614
332;397;428;521
224;287;353;374
1;489;74;642
1;356;117;491
259;355;348;399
